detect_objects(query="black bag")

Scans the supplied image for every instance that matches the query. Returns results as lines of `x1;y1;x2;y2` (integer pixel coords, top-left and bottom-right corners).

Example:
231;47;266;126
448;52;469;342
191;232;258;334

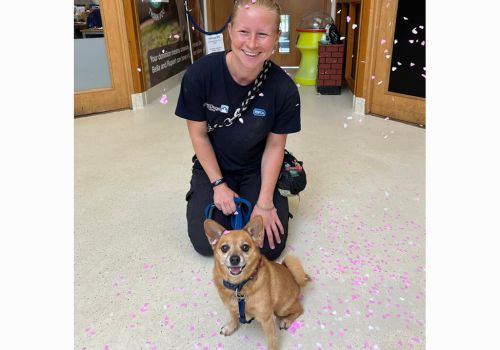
278;150;307;197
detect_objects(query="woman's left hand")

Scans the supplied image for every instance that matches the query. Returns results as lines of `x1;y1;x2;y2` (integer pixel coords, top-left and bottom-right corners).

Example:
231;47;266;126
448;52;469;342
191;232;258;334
251;206;284;250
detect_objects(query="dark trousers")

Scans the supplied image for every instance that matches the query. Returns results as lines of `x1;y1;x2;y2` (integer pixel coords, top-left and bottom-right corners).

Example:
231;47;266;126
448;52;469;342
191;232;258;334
185;161;289;261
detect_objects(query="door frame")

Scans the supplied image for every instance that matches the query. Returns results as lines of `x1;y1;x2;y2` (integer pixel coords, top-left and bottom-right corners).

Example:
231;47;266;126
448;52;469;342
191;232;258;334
356;0;425;125
74;0;134;116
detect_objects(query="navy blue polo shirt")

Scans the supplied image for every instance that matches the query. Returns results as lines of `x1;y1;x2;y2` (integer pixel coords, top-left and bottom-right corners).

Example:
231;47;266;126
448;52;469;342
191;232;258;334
175;51;301;174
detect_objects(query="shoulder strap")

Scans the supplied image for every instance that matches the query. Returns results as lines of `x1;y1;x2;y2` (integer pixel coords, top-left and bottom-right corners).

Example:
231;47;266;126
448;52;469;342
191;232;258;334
207;60;272;133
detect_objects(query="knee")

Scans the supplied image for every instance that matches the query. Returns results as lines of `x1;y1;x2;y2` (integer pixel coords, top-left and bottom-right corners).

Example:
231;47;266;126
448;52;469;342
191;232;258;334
261;244;285;261
191;238;214;257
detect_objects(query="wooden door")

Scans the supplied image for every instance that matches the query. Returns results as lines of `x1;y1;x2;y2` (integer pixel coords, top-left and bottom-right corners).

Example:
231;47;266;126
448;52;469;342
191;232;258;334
207;0;331;67
367;0;425;125
74;0;133;116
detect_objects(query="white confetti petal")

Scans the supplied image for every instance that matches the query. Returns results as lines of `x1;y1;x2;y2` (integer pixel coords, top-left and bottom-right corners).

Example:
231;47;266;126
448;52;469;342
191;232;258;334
394;39;398;44
377;80;383;85
419;25;424;29
409;39;414;44
392;67;397;71
412;27;418;34
385;54;391;59
352;24;358;29
410;62;415;67
403;16;408;20
397;61;402;65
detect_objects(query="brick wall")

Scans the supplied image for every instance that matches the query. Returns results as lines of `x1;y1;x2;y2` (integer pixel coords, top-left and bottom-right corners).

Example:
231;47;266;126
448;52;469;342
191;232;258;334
317;43;345;94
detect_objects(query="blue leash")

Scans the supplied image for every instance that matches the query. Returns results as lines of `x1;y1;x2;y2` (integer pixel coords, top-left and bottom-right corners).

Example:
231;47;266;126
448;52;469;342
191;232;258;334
204;198;253;229
184;2;231;35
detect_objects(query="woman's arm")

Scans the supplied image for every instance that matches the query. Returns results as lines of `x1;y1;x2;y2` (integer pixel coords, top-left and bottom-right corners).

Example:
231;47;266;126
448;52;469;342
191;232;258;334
187;120;238;215
251;132;287;249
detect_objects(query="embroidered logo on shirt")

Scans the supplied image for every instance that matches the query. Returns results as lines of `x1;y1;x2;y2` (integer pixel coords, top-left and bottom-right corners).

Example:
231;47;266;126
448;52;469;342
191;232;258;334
252;108;266;118
203;103;229;114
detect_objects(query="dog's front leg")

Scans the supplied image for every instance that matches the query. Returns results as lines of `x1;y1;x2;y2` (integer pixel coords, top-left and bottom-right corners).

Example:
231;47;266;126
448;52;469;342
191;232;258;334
260;315;277;350
220;307;239;336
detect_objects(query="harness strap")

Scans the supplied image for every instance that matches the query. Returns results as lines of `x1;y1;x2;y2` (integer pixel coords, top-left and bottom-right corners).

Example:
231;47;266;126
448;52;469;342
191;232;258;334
222;257;263;324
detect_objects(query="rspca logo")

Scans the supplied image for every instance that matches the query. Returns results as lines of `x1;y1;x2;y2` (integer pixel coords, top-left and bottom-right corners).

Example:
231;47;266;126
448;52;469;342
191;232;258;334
253;108;267;118
204;103;229;114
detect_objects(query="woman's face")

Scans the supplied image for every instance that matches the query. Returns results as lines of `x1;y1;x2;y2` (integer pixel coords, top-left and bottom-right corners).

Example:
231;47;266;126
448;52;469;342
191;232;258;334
228;5;280;73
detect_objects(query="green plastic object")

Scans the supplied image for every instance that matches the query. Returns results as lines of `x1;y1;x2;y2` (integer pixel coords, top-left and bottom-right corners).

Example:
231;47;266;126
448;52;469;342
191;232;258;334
294;30;325;86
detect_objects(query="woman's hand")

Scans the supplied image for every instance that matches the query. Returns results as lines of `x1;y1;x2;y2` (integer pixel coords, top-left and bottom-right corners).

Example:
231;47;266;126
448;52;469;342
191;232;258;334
213;184;239;216
251;204;284;249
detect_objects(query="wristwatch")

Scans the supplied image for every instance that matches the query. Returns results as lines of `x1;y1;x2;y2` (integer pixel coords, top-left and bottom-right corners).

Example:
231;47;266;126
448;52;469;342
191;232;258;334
211;178;225;188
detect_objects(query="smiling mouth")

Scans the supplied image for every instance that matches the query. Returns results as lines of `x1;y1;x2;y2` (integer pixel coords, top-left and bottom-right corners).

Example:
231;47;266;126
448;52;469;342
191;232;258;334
227;265;246;276
242;50;260;57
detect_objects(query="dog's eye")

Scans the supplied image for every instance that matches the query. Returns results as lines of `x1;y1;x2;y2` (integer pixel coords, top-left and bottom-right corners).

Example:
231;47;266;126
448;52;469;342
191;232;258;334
241;244;250;252
220;244;230;253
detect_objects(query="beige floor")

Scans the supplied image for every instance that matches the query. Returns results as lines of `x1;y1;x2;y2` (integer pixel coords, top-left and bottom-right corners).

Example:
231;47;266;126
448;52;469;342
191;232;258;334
75;85;425;350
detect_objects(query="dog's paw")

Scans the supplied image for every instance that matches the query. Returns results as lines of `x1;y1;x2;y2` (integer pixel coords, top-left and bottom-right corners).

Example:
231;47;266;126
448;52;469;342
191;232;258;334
279;319;292;330
220;324;238;336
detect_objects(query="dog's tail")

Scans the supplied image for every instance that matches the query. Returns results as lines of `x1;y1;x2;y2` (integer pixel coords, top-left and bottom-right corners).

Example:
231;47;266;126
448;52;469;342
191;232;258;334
282;255;311;287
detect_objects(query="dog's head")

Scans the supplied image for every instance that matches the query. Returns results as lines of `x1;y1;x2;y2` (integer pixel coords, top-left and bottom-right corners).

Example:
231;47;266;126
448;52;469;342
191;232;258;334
204;216;264;281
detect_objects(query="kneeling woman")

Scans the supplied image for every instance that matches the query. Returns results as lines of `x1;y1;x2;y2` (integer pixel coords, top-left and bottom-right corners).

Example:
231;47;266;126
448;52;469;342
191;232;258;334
175;0;301;261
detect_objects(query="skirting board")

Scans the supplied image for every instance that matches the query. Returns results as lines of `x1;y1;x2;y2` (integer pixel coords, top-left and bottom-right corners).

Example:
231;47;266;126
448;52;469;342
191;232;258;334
131;69;186;110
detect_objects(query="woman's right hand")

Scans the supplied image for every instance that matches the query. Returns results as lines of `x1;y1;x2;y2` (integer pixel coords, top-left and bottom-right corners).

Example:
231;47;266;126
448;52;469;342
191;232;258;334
213;184;239;216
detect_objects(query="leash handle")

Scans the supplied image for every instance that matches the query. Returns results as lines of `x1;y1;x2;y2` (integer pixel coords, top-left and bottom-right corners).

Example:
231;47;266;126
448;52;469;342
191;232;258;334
204;197;253;229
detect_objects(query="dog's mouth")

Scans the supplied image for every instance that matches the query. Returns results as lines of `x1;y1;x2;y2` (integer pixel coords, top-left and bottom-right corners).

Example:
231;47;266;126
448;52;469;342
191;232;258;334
227;265;246;276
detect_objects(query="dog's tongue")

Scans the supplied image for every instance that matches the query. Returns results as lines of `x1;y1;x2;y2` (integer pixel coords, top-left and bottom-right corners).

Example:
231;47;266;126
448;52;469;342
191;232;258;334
230;267;241;275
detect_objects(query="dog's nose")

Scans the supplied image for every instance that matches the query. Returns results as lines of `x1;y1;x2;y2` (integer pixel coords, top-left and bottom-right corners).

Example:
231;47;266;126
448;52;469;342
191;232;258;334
230;255;240;266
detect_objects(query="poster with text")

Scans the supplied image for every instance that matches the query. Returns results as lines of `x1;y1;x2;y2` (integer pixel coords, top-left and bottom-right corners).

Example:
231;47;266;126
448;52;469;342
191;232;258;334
138;0;205;89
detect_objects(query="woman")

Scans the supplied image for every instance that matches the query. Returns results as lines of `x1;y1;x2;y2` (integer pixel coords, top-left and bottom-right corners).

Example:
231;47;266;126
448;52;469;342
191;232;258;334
175;0;300;261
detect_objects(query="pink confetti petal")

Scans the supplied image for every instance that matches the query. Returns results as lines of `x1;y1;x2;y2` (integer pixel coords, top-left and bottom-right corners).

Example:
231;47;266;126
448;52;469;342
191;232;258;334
160;95;168;104
347;16;351;23
380;39;386;45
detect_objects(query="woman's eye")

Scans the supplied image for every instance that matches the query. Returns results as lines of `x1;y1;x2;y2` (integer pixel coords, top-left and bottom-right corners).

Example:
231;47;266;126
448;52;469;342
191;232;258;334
241;244;250;252
221;245;230;253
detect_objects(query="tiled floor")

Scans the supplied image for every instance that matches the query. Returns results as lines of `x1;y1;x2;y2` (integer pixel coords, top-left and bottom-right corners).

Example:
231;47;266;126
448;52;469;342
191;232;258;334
75;84;425;350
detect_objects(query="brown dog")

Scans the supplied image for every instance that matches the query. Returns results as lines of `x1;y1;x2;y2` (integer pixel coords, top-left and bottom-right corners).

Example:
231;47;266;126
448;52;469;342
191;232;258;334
204;216;310;350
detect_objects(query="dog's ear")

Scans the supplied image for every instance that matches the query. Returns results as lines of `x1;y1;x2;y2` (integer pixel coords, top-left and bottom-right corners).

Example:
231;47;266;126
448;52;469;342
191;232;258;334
204;219;227;249
243;215;264;243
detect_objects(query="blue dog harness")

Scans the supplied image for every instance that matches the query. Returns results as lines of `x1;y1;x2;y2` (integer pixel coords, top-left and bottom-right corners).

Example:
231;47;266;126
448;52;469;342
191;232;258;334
222;257;263;324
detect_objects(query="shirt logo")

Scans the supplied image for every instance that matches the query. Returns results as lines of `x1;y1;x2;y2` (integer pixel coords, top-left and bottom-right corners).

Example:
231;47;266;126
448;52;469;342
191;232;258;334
203;103;229;114
252;108;266;118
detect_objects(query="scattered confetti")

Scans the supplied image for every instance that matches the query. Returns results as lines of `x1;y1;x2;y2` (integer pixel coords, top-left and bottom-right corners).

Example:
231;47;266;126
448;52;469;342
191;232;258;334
347;16;351;23
380;39;386;45
174;34;180;39
259;92;264;97
403;16;408;20
377;80;383;85
385;55;391;59
160;94;168;105
245;4;250;8
340;36;345;41
394;39;398;44
409;39;414;44
371;75;376;80
410;62;415;67
137;67;142;72
391;67;397;71
352;24;358;30
412;27;418;34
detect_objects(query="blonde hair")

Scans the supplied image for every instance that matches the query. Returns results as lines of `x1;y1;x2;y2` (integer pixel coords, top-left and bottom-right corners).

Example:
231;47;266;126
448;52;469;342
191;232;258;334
231;0;282;32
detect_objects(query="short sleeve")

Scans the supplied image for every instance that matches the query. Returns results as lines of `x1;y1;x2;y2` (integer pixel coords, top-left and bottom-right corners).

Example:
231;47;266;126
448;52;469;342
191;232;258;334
175;68;206;121
271;84;301;134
